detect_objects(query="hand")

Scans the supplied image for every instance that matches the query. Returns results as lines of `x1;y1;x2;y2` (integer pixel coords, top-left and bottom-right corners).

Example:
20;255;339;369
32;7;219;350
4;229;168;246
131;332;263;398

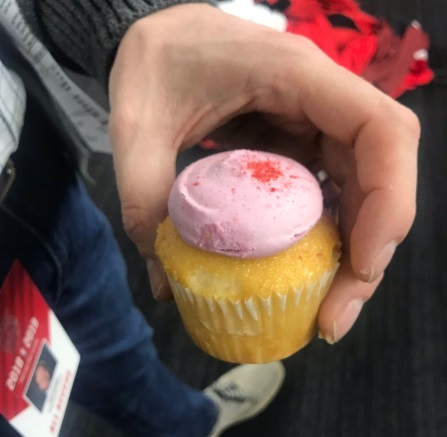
108;4;419;343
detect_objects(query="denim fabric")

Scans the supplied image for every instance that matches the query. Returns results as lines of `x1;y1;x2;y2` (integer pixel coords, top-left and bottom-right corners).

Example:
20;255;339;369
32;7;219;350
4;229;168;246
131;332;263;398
0;96;218;437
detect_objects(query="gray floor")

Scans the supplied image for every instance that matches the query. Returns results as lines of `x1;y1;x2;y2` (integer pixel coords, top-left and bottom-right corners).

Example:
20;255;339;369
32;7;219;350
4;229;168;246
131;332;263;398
61;0;447;436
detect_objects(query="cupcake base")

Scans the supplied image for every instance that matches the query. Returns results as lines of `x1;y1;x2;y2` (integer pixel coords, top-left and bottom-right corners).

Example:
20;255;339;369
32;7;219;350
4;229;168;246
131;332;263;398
168;266;338;363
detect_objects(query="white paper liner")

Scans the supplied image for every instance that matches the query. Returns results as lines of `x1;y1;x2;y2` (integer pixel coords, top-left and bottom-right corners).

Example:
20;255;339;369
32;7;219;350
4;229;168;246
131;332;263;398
168;263;339;363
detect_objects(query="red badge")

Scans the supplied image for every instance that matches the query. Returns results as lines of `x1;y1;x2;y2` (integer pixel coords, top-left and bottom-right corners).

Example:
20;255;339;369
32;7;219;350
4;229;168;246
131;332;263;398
0;261;79;436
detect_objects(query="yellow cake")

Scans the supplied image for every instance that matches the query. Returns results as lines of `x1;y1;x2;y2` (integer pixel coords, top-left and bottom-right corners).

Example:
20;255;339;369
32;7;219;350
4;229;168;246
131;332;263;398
156;214;340;363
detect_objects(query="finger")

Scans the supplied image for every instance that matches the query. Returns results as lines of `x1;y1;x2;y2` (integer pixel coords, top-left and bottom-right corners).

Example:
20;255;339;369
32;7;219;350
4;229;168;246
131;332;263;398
147;258;173;301
276;53;420;283
337;171;364;252
113;133;176;255
317;258;384;344
110;111;177;300
349;113;418;282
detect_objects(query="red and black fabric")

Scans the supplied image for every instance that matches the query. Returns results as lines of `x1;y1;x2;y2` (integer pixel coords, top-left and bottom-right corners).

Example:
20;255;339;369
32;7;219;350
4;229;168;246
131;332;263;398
283;0;433;98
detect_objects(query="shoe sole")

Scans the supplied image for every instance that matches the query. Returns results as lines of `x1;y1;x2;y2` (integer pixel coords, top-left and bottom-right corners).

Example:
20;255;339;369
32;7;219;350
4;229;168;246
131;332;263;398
210;361;286;437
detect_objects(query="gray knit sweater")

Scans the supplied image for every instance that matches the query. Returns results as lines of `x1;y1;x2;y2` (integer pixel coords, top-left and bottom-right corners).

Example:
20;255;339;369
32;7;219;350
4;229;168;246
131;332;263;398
16;0;211;86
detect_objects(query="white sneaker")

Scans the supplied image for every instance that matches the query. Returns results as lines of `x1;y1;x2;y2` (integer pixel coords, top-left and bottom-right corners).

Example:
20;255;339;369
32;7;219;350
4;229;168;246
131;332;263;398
204;361;286;437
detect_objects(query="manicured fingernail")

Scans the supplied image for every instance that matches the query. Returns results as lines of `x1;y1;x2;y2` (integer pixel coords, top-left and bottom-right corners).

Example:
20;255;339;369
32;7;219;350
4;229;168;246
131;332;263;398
359;240;397;283
321;299;364;344
147;259;166;299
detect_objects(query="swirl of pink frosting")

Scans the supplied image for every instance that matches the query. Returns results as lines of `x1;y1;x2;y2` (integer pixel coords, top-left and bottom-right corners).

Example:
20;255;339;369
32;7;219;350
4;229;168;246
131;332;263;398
168;150;323;258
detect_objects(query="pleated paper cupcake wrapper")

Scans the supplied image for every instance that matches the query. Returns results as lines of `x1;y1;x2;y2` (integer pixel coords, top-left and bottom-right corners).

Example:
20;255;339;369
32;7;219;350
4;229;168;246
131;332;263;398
168;265;339;363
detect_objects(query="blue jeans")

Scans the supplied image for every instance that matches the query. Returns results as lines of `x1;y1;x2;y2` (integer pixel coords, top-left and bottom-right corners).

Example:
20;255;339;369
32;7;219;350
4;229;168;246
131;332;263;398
0;97;218;436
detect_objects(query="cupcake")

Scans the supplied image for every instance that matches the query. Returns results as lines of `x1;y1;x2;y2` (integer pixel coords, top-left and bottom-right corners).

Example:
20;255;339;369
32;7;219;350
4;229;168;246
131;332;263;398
156;150;341;363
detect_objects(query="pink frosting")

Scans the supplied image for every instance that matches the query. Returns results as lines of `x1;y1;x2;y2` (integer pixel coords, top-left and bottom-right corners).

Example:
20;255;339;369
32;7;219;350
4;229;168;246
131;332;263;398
168;150;323;258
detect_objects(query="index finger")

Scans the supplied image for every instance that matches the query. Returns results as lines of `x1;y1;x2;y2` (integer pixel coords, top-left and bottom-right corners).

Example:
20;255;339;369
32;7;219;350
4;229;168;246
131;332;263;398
273;47;420;281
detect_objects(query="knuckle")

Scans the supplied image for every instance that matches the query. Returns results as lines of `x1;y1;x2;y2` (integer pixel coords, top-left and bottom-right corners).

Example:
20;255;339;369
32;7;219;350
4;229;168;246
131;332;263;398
405;201;417;230
398;200;417;241
121;206;143;239
109;106;139;147
121;204;152;256
396;105;421;139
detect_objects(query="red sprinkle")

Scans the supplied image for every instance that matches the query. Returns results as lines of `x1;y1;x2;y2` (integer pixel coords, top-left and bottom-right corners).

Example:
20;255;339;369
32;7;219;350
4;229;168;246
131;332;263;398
246;160;283;183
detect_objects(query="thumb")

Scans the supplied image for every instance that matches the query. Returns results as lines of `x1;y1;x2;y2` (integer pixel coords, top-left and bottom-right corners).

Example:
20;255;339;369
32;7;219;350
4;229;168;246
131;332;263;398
112;133;176;301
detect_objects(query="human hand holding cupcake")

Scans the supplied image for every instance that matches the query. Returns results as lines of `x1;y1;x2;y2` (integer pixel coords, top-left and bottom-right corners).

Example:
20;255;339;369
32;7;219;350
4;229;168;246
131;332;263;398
110;9;419;350
156;150;341;363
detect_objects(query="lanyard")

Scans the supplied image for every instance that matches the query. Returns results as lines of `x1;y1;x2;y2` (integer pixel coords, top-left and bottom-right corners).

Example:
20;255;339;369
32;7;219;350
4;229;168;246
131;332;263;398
0;0;113;155
0;58;25;173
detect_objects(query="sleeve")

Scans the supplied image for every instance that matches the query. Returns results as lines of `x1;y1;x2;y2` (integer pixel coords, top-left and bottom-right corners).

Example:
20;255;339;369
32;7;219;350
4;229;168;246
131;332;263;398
16;0;214;87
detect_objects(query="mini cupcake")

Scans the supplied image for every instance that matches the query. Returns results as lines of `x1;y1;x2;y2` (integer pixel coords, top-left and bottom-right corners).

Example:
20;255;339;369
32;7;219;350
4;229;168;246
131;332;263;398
156;150;341;363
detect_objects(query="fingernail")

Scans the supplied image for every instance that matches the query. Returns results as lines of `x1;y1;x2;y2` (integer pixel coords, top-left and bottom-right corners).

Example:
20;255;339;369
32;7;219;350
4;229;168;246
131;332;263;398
318;330;336;345
359;240;397;283
147;259;166;299
322;299;364;344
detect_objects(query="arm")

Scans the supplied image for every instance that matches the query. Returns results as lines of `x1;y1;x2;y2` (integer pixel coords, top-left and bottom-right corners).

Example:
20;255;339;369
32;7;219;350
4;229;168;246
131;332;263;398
19;1;420;343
